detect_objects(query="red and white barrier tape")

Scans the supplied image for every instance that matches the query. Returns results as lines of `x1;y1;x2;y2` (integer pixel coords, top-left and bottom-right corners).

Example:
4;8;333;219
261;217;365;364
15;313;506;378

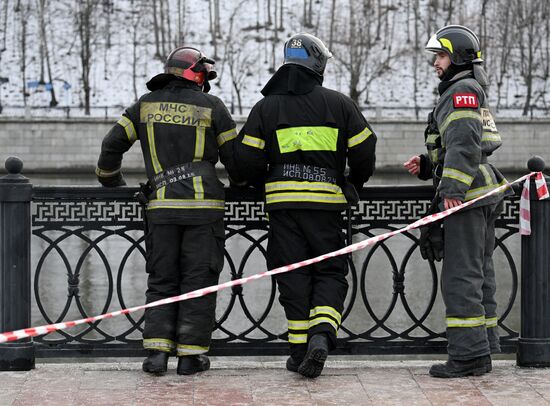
0;172;542;344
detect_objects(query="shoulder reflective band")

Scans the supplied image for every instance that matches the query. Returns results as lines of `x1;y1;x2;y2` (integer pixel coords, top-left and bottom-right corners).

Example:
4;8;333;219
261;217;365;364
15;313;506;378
217;128;237;147
150;161;216;191
147;199;224;210
242;134;265;150
348;126;372;148
95;166;121;178
442;167;474;186
446;316;485;328
117;116;137;143
439;110;482;135
269;163;339;184
140;101;212;127
276;126;338;153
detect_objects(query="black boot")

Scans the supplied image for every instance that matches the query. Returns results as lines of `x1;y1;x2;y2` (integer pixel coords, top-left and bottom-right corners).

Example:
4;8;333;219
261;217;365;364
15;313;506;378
177;354;211;375
286;356;303;372
142;350;169;375
429;355;491;378
297;334;329;378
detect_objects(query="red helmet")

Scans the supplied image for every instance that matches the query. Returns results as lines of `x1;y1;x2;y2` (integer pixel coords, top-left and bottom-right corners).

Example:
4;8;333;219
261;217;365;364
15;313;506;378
164;47;217;87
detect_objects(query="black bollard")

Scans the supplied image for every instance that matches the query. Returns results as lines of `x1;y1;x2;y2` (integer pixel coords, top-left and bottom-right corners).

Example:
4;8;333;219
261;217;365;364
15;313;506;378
0;157;35;370
517;156;550;367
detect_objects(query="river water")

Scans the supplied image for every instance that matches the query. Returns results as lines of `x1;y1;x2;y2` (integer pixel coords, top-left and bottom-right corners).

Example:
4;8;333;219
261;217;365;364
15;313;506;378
28;173;522;346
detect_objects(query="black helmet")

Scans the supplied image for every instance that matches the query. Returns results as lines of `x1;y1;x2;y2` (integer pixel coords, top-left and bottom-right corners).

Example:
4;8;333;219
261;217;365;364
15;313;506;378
283;33;332;76
164;47;217;89
425;25;483;65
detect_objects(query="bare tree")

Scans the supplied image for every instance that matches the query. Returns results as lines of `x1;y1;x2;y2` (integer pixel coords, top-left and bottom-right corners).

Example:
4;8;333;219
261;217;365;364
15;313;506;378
75;0;100;115
224;0;253;115
332;0;399;103
37;0;58;106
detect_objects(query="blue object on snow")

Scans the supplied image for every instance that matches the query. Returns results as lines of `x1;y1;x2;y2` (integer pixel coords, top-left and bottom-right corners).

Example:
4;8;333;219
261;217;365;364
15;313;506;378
45;83;53;90
27;80;40;88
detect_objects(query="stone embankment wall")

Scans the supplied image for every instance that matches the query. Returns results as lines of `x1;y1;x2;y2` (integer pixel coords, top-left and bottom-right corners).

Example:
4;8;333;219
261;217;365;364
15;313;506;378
1;117;548;173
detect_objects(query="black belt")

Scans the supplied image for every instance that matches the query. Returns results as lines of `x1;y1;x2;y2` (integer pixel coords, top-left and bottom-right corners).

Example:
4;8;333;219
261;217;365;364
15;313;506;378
269;163;339;185
151;161;216;191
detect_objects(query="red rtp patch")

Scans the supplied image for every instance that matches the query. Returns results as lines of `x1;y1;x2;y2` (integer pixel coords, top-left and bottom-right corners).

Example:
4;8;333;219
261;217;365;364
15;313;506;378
453;93;478;108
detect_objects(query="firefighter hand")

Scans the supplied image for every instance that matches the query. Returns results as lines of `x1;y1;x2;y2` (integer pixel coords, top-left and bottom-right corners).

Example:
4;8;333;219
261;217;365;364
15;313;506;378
419;224;444;262
443;198;462;210
403;156;421;176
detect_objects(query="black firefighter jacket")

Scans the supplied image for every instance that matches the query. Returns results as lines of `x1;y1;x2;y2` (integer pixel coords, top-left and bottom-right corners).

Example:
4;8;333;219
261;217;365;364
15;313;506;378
96;79;239;225
418;70;509;209
234;65;377;212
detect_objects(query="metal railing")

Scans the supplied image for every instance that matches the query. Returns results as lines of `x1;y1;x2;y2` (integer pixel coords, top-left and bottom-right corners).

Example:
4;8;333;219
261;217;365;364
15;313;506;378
2;156;550;370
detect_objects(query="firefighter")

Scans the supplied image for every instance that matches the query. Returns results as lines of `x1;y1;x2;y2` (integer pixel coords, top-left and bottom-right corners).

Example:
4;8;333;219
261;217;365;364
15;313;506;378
403;25;510;378
234;33;377;378
96;47;239;375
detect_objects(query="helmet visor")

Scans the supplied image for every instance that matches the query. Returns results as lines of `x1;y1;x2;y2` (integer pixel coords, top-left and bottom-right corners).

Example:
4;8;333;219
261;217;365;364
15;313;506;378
425;34;444;53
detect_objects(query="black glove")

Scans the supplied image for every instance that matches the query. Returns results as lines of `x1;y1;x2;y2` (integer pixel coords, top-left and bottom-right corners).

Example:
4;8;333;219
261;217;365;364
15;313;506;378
419;223;444;262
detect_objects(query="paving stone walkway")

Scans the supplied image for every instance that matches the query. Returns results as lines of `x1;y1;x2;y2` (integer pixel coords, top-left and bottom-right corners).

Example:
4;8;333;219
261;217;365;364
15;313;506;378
1;358;550;405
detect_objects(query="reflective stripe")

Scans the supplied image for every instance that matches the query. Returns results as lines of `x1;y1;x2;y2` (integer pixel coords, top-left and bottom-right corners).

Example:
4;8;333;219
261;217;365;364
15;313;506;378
446;316;485;328
117;116;137;143
147;122;163;174
265;181;342;194
288;333;308;344
426;133;440;144
442;167;474;186
265;192;347;205
479;164;492;186
95;166;120;177
309;317;339;332
158;186;166;200
217;128;237;147
309;306;342;324
481;132;501;142
348;126;372;148
276;126;338;153
486;317;498;328
464;179;508;201
193;126;205;161
288;320;309;330
242;134;265;150
143;338;175;352
193;176;204;200
439;110;482;135
430;149;439;163
147;199;224;210
176;344;209;356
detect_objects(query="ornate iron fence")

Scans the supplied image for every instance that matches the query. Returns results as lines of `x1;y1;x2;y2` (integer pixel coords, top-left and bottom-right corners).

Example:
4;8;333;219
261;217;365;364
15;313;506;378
30;185;520;357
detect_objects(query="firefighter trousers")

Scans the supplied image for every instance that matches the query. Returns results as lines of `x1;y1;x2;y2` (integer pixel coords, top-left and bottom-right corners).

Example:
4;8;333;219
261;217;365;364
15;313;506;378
142;219;225;356
267;209;348;361
442;202;502;360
